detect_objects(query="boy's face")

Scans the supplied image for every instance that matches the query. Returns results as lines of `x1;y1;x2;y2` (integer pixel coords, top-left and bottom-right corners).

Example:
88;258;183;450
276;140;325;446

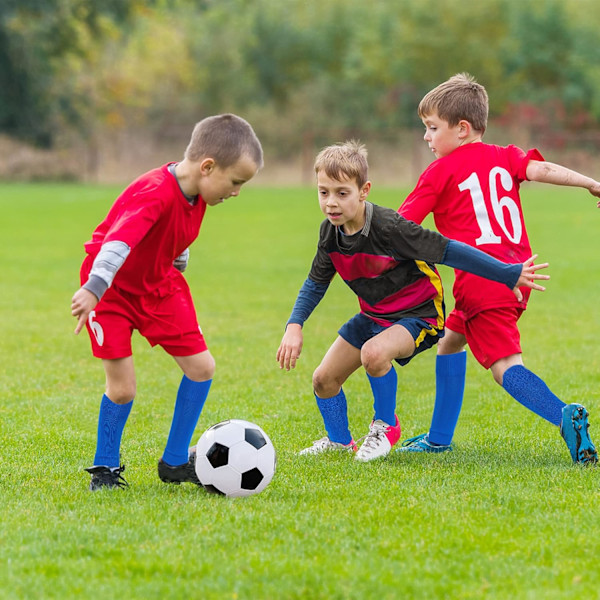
421;113;464;159
197;154;258;206
317;171;370;235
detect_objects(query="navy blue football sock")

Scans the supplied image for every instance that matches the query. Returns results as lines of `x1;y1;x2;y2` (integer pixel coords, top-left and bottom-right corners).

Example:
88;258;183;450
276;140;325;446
428;351;467;446
163;376;212;466
315;389;352;445
93;394;133;468
367;366;397;426
502;365;565;426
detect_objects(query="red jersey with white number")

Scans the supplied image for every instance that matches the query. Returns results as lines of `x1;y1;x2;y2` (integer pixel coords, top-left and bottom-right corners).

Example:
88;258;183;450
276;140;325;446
84;163;207;295
399;143;544;318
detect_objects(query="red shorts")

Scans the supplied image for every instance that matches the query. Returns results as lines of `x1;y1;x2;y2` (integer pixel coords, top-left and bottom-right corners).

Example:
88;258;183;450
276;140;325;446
445;306;523;369
81;258;207;359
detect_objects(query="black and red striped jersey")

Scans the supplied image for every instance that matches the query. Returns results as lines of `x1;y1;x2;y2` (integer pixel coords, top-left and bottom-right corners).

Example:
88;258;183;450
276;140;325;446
307;202;449;328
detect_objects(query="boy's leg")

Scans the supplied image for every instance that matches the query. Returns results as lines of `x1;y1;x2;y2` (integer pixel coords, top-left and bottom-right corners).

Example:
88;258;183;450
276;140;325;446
302;336;361;453
497;358;597;463
398;321;466;454
86;357;136;490
428;330;467;446
356;323;418;460
158;351;215;483
466;307;596;464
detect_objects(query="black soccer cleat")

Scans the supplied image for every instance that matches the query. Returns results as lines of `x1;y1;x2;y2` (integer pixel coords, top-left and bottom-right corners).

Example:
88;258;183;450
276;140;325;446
85;465;128;491
157;447;202;485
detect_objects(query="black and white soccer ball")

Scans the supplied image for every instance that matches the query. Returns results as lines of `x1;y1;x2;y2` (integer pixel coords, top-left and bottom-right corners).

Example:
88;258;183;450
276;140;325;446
195;419;276;497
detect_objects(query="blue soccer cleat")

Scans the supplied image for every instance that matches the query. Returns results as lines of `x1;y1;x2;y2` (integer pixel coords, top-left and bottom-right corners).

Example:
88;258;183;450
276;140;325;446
560;403;598;465
395;433;453;453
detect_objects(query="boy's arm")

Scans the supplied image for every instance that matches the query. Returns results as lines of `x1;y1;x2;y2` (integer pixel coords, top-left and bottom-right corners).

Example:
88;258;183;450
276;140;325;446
442;240;549;301
71;240;131;334
526;160;600;200
276;278;329;371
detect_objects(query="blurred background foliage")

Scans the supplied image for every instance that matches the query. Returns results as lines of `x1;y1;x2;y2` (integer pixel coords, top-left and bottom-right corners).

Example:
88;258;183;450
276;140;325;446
1;0;600;182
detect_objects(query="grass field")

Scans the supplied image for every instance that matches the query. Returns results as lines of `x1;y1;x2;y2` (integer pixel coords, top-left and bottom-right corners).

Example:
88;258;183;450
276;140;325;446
1;181;599;599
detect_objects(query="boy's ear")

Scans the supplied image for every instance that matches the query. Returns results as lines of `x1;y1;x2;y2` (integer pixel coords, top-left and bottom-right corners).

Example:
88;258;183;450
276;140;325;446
457;120;472;139
360;181;371;200
199;157;216;175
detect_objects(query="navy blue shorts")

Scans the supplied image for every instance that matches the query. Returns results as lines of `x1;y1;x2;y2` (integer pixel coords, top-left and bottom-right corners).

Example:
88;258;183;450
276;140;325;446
338;313;444;366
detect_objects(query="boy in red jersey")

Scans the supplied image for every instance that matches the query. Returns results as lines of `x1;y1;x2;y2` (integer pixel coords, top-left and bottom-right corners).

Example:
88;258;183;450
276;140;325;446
71;114;263;490
398;73;600;464
277;140;548;462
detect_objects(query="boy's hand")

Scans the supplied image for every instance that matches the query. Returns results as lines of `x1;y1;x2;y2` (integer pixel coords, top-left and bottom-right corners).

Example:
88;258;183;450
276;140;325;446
277;323;303;371
513;254;549;301
588;181;600;200
71;288;98;335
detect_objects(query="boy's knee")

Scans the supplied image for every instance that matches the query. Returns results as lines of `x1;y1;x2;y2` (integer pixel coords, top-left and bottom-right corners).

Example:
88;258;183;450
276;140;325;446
183;352;216;382
361;343;385;375
106;384;136;405
312;367;338;398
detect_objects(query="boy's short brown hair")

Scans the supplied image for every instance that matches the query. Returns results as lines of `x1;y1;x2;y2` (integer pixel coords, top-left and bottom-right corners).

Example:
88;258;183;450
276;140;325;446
314;140;369;188
418;73;488;133
185;113;264;169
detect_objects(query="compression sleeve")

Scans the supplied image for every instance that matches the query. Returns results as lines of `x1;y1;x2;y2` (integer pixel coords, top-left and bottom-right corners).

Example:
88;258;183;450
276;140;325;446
82;240;131;300
173;247;190;272
442;240;522;289
287;278;329;327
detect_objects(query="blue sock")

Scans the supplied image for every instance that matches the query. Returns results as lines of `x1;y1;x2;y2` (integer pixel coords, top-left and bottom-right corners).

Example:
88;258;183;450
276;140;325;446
429;351;467;446
163;376;212;466
502;365;565;426
315;389;352;444
93;394;133;468
367;366;397;425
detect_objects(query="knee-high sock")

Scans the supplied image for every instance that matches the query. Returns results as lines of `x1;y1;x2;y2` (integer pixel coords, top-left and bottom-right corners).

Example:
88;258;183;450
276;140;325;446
429;351;467;446
502;365;564;426
367;366;397;425
93;394;133;468
315;389;352;444
163;376;212;466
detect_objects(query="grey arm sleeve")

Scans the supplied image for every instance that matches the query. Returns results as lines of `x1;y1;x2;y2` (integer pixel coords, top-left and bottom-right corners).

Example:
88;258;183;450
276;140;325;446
82;240;131;300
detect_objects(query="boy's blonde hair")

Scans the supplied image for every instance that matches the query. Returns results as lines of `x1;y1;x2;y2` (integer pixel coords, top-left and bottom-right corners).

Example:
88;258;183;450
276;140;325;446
314;140;369;188
418;73;488;133
185;113;264;169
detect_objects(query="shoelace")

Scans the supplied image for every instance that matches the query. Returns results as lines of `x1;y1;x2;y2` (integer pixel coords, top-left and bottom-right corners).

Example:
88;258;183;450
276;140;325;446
357;423;388;451
97;465;128;488
401;433;427;447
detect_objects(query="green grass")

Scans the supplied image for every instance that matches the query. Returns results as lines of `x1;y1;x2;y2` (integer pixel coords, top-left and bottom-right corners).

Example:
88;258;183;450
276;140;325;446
1;181;599;599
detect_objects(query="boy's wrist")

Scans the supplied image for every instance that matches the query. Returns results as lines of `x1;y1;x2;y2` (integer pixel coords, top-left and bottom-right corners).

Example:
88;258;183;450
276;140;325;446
83;275;108;301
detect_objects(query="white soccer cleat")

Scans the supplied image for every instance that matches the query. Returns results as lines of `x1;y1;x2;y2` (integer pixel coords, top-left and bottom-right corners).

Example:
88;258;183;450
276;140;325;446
298;436;357;455
355;416;401;462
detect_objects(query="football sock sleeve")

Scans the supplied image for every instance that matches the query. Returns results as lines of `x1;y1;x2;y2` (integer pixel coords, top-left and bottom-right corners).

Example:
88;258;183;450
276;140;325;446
315;389;353;445
367;366;397;426
502;365;564;426
428;351;467;446
163;376;212;466
93;394;133;468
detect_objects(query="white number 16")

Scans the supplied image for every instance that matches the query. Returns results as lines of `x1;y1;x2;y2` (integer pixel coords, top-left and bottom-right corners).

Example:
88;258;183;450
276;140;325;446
458;167;522;246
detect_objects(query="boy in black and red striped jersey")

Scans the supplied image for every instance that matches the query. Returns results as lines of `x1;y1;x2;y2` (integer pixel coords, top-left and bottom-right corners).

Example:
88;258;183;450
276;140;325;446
71;114;263;490
398;73;600;463
277;140;548;462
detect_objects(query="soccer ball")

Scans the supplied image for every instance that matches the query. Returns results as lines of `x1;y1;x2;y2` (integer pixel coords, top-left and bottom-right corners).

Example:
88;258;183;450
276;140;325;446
195;419;276;497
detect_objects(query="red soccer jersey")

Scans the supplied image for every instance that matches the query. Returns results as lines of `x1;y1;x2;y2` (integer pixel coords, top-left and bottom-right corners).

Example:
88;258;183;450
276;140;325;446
84;163;207;295
399;143;544;318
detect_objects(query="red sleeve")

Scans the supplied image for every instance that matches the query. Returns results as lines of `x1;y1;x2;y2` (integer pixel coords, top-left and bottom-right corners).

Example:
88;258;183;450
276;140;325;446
506;145;545;182
398;165;440;225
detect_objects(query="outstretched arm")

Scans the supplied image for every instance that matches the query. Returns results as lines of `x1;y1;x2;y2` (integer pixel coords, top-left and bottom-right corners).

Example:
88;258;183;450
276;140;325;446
526;160;600;202
442;240;549;301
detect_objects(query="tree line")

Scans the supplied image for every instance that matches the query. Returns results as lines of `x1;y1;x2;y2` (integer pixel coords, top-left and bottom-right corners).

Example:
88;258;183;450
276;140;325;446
2;0;600;156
